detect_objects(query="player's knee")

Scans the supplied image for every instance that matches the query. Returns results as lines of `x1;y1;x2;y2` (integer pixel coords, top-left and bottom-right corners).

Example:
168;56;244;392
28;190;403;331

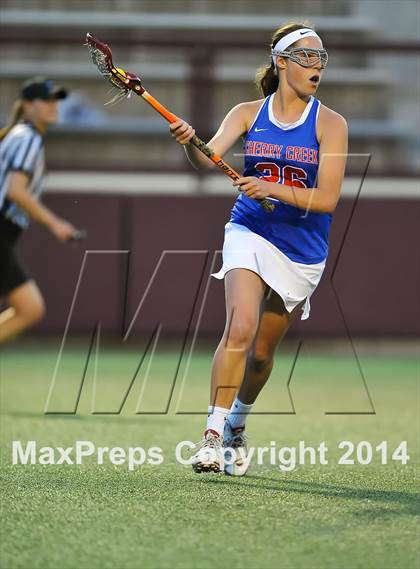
225;318;257;350
249;347;273;374
21;296;46;325
32;298;46;323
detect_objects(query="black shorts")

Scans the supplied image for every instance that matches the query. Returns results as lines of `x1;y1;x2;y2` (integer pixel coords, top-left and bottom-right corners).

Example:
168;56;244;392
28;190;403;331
0;216;28;298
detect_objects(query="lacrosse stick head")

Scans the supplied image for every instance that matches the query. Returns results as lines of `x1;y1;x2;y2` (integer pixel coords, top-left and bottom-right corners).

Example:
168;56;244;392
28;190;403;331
85;33;145;103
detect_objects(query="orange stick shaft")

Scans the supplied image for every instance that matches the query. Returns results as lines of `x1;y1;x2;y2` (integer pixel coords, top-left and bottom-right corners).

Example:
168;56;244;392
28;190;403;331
141;90;241;180
140;90;274;212
141;90;178;123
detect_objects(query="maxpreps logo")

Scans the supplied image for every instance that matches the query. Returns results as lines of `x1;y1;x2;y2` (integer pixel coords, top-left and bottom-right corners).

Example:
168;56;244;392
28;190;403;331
12;440;164;470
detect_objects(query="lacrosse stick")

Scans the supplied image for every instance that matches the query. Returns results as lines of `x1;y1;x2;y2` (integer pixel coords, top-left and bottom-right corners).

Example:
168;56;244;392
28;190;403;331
85;33;274;213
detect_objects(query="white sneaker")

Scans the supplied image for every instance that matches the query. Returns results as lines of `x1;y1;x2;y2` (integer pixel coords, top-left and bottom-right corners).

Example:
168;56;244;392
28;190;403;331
223;420;249;476
191;430;224;473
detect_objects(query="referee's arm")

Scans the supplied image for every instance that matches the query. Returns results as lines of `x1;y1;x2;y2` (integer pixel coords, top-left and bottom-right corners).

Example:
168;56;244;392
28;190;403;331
7;171;75;242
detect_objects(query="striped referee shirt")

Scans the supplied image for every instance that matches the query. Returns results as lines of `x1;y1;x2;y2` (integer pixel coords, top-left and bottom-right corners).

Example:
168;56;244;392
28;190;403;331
0;121;45;229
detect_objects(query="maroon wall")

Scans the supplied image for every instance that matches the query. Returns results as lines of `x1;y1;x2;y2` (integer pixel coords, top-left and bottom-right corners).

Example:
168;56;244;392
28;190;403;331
16;193;419;338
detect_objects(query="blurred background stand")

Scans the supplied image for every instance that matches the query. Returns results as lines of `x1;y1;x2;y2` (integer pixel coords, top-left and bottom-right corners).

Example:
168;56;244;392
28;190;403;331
0;0;418;338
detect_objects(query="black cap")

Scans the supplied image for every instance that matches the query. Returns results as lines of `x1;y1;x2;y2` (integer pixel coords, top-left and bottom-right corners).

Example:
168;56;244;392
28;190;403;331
21;76;68;101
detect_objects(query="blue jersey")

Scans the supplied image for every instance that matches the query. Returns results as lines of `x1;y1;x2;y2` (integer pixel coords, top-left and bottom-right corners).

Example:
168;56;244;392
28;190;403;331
230;94;331;264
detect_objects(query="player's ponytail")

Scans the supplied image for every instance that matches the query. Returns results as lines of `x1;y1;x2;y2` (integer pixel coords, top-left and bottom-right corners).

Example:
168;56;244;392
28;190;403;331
0;99;25;141
255;21;315;97
255;62;279;98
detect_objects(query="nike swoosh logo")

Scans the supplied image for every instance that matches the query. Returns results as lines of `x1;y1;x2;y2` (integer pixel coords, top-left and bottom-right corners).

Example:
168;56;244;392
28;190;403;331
255;127;268;132
300;31;311;35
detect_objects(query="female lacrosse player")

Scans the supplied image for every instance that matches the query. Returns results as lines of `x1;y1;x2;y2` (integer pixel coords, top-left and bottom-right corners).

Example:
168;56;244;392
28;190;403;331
170;22;347;475
0;77;78;343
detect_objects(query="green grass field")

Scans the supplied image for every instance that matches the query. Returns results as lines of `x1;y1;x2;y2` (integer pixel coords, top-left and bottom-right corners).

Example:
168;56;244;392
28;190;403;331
1;339;419;569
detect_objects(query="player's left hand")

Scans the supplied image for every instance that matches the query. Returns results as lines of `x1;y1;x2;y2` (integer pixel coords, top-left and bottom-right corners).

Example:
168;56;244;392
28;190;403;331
233;177;271;200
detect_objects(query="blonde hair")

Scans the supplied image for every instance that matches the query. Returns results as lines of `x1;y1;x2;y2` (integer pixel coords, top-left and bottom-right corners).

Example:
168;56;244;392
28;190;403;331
0;99;25;141
255;21;315;97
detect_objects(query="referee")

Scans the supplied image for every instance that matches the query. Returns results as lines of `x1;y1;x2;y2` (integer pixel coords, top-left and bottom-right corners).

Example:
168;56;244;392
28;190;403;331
0;77;78;343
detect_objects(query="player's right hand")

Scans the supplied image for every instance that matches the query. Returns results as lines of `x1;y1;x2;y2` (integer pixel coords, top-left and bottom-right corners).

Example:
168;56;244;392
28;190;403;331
50;218;78;243
169;119;195;145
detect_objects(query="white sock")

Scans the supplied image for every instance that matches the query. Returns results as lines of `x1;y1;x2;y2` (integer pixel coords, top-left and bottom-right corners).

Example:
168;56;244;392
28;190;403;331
206;406;229;438
228;398;254;430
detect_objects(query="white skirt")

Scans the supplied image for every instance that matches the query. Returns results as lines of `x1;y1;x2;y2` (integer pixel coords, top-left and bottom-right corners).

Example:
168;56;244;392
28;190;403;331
211;222;326;320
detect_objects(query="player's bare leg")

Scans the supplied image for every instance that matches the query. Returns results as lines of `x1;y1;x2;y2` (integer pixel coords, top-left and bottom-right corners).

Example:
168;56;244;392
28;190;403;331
210;268;266;410
0;281;45;344
191;268;265;473
224;292;303;475
238;293;304;404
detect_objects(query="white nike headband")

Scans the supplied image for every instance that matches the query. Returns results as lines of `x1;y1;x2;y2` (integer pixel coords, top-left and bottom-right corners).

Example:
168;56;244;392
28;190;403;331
272;28;321;65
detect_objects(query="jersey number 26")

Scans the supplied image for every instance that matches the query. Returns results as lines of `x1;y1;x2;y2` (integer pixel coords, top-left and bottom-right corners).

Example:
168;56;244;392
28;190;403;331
255;162;308;188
